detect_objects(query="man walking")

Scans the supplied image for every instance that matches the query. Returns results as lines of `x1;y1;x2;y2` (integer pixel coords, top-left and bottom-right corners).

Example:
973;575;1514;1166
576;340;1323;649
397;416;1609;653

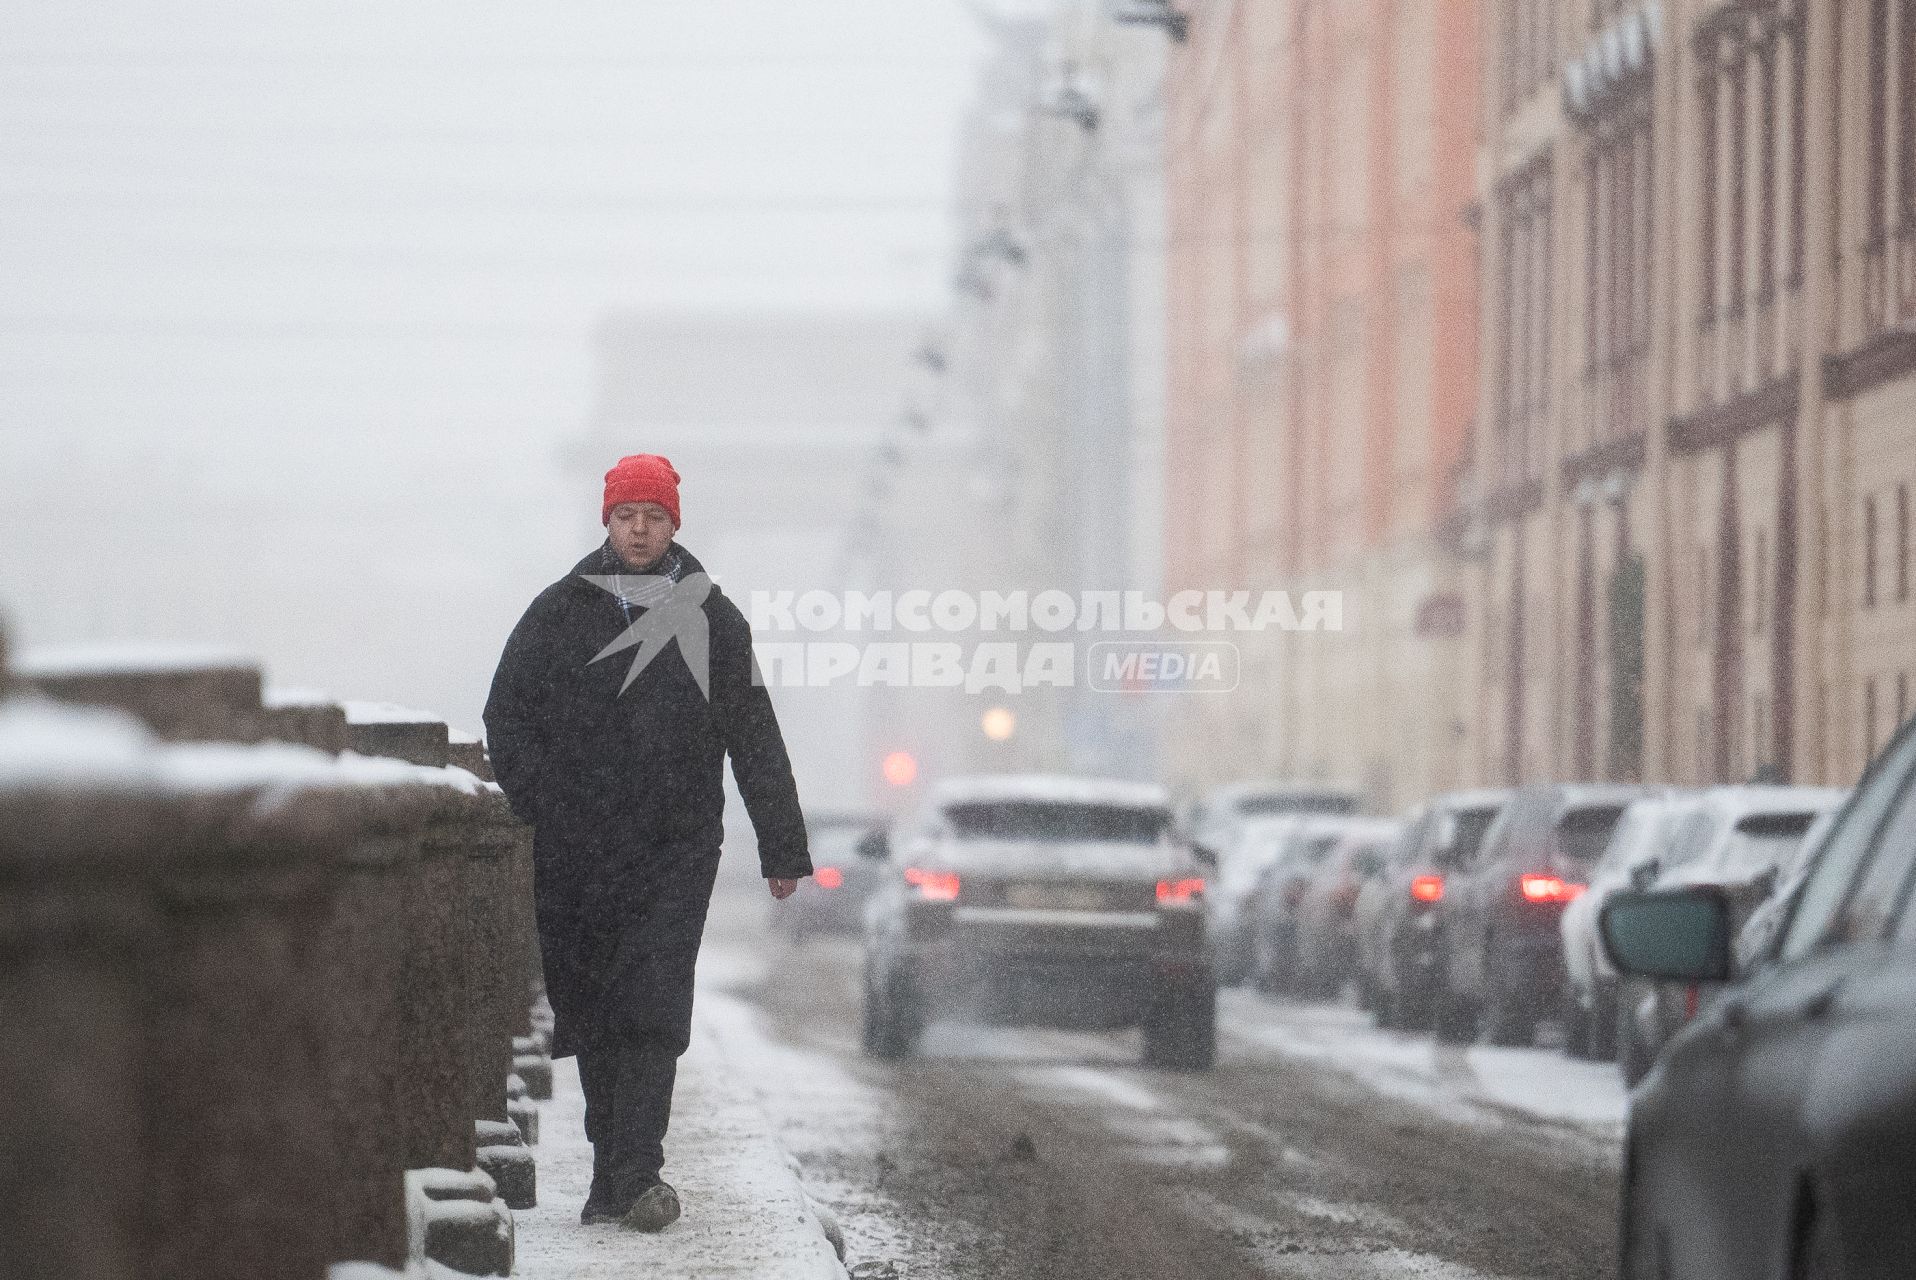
483;452;811;1231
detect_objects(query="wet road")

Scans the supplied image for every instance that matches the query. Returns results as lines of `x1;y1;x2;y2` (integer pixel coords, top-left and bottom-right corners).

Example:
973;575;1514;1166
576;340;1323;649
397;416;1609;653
702;900;1622;1280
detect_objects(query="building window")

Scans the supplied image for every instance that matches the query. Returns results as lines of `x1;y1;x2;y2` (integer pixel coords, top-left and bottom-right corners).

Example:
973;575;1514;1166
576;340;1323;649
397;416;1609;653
1699;69;1720;326
1496;160;1553;489
1867;678;1880;759
1502;0;1556;115
1902;0;1916;231
1726;57;1749;322
1869;0;1891;251
1898;483;1911;602
1696;13;1802;374
1584;103;1653;444
1753;527;1769;634
1756;42;1779;306
1787;4;1807;285
1698;543;1712;646
1866;494;1880;609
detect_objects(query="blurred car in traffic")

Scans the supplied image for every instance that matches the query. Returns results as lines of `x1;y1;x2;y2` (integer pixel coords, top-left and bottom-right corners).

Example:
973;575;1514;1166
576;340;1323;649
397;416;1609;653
1244;815;1367;994
1354;789;1510;1030
1204;815;1308;986
1435;783;1647;1045
1604;715;1916;1279
1559;791;1697;1060
1288;818;1401;999
860;774;1215;1069
1184;779;1364;852
1619;784;1847;1085
781;811;890;940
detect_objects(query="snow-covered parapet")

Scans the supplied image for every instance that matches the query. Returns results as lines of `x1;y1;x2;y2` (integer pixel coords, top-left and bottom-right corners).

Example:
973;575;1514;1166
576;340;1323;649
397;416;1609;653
14;639;268;744
0;676;535;1280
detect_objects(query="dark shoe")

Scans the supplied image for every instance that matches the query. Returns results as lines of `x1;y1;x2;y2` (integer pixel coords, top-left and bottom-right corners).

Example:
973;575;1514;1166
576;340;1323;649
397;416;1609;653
621;1180;681;1233
580;1176;623;1225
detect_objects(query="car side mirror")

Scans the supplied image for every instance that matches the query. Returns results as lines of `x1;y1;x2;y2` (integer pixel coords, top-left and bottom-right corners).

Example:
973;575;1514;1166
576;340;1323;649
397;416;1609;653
1629;858;1661;891
1600;888;1733;983
1190;841;1219;870
854;830;890;862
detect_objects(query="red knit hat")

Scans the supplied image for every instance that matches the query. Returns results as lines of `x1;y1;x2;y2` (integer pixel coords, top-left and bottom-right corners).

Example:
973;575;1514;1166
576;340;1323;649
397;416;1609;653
601;453;682;528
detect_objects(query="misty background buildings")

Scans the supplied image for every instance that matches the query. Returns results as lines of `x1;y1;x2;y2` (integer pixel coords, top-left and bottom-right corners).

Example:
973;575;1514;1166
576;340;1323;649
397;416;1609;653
6;0;1916;817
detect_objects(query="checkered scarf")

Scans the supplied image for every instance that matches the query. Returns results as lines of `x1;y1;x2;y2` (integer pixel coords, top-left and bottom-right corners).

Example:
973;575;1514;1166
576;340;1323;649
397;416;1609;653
597;540;688;625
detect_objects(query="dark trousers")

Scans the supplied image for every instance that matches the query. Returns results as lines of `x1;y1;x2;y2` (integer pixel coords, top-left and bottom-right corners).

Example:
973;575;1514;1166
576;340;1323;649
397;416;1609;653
538;835;723;1190
578;1037;679;1187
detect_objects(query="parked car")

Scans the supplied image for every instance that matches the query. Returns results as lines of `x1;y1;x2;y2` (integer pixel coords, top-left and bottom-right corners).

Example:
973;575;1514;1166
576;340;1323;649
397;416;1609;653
1436;782;1648;1046
1603;715;1916;1279
1289;818;1401;999
1559;791;1697;1060
1185;779;1363;852
1354;789;1511;1030
1733;808;1839;971
1618;785;1848;1085
860;774;1214;1069
782;811;890;940
1244;815;1366;994
1201;815;1309;985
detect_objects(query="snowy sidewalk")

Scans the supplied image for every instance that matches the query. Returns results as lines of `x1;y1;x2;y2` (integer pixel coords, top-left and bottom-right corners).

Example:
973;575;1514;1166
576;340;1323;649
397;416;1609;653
513;989;847;1280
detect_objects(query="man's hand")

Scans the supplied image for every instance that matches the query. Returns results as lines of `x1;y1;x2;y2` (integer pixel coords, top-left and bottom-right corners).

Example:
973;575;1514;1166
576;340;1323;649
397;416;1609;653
767;877;799;900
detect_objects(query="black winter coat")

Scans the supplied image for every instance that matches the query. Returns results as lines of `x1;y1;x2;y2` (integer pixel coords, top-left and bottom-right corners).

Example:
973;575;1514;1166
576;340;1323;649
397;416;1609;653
482;540;810;1055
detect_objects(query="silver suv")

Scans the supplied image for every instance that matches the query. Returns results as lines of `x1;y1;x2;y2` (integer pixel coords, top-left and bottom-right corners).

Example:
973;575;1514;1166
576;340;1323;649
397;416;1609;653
861;774;1215;1069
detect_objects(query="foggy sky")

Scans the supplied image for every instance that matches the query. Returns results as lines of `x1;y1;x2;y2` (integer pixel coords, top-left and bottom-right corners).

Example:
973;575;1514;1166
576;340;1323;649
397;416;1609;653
0;2;987;742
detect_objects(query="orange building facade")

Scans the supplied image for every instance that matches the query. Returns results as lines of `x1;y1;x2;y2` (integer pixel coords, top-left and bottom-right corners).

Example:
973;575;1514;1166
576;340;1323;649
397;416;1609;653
1163;0;1483;808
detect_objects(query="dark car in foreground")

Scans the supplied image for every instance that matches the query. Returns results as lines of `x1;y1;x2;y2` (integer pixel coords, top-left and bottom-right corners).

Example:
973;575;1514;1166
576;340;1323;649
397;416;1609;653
781;811;890;939
861;774;1214;1069
1437;782;1646;1045
1620;785;1846;1084
1605;713;1916;1280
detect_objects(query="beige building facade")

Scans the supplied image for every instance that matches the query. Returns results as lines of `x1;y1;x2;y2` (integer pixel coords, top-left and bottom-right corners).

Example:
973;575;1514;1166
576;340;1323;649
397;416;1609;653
1471;0;1916;791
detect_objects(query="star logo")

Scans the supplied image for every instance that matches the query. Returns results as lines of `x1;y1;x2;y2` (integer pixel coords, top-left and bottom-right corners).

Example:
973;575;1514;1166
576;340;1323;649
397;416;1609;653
581;571;715;698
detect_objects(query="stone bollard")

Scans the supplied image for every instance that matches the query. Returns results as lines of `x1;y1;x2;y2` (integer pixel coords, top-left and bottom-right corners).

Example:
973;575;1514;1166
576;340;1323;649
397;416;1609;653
474;1119;535;1210
445;783;536;1209
139;745;339;1280
404;784;515;1274
348;707;517;1273
405;1169;514;1278
14;643;267;743
446;728;492;780
506;1071;538;1146
344;701;449;768
261;761;441;1271
263;687;350;754
395;785;478;1175
0;697;168;1280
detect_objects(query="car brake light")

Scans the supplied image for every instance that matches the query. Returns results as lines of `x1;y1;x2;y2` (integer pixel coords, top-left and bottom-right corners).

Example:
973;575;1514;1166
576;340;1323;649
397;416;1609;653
1518;874;1585;904
1683;984;1700;1022
815;866;843;890
1157;877;1204;903
904;867;960;902
1410;874;1445;903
